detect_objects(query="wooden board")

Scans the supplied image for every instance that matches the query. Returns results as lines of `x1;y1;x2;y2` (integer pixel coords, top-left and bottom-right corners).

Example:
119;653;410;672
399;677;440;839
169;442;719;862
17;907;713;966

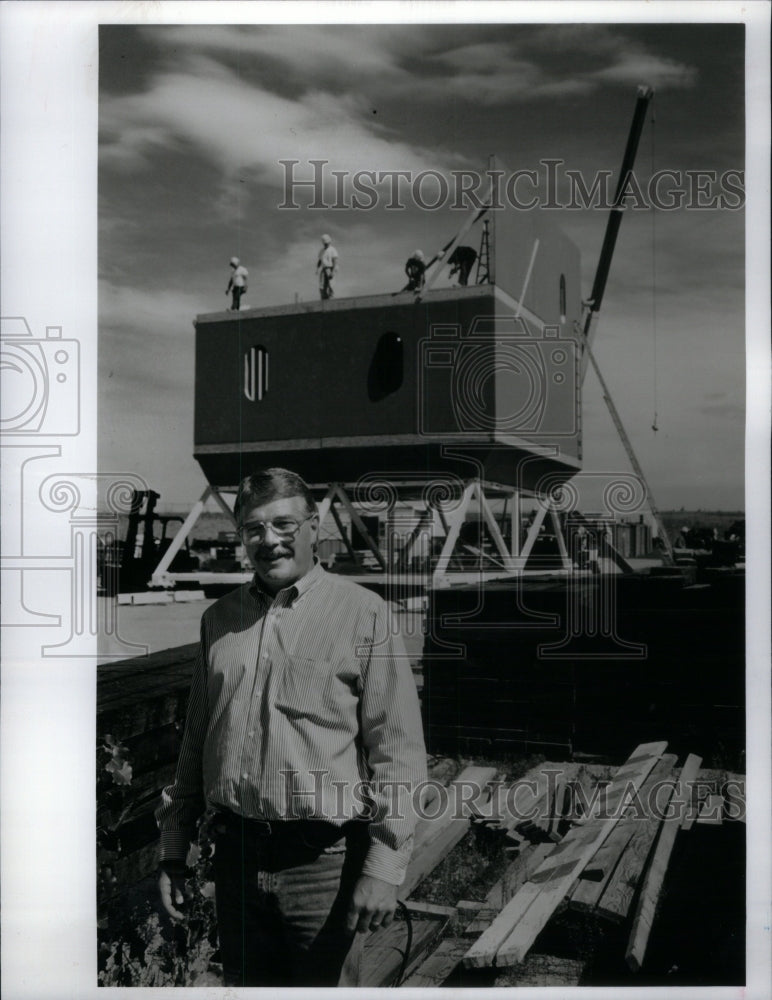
400;936;470;987
463;741;668;970
401;766;497;898
594;759;679;924
502;952;586;986
484;842;555;910
360;911;449;987
696;793;724;824
569;753;677;915
402;839;553;987
97;643;199;681
625;753;703;972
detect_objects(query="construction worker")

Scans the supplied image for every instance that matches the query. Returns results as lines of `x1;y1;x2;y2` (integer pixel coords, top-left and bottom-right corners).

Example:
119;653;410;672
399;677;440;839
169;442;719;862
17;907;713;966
317;234;339;300
226;257;248;310
447;245;477;286
156;467;425;987
404;249;426;292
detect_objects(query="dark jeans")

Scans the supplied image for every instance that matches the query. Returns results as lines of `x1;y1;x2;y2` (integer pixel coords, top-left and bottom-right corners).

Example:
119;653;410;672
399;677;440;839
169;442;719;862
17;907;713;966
319;267;335;299
212;813;367;987
230;286;244;310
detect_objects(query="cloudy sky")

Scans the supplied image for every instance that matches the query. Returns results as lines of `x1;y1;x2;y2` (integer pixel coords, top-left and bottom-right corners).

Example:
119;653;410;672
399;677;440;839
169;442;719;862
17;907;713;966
99;20;747;511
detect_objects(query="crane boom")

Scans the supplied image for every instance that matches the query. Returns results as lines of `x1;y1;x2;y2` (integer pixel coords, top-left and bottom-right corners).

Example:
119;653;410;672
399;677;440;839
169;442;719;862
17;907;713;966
581;85;654;374
579;85;674;564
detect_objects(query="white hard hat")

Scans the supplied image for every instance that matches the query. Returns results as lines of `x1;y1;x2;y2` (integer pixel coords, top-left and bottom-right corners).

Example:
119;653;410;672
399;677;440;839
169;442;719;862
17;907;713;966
321;234;332;244
230;256;240;266
414;249;424;259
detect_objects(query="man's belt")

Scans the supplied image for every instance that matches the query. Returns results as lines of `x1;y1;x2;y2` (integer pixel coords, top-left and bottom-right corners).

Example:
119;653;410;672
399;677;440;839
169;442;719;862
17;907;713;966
213;809;363;849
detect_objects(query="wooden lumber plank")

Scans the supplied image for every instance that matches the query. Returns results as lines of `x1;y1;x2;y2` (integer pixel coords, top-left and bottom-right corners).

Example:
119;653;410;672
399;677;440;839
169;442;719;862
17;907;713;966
595;759;681;924
462;909;499;935
96;642;199;681
485;842;554;910
97;670;195;713
568;826;637;913
98;692;190;742
480;765;549;830
504;952;586;986
402;767;496;898
580;826;637;883
402;841;553;987
401;936;470;987
414;765;497;849
566;767;595;822
456;899;486;913
569;754;677;914
404;900;457;919
625;753;703;972
463;741;667;970
547;773;567;841
696;793;724;824
361;912;449;986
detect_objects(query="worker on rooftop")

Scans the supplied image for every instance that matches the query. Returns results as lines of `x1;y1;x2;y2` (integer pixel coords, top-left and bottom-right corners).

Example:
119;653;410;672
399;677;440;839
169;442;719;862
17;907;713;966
317;234;339;300
404;249;426;292
447;245;477;287
226;257;249;311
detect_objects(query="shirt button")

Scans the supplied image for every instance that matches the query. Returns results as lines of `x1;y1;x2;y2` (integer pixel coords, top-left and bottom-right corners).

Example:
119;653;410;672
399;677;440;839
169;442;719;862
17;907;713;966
241;773;249;781
247;730;255;738
256;689;262;697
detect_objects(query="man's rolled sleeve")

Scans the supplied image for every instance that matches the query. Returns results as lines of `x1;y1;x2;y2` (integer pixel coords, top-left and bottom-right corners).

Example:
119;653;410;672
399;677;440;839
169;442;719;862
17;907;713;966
359;603;427;886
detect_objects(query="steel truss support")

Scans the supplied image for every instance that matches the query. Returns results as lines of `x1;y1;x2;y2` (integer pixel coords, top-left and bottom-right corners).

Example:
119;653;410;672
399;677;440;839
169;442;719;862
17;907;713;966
316;478;575;586
151;483;238;587
151;477;635;590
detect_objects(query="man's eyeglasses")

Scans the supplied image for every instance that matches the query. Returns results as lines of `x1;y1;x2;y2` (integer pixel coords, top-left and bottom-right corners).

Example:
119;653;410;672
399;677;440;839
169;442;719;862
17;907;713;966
238;514;314;543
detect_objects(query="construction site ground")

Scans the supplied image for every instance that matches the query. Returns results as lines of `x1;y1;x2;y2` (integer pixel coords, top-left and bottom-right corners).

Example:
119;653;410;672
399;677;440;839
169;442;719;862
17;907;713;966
97;595;745;987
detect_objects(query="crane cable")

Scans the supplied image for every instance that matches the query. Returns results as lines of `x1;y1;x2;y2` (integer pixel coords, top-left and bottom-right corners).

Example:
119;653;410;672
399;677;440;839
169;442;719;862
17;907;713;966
650;100;659;434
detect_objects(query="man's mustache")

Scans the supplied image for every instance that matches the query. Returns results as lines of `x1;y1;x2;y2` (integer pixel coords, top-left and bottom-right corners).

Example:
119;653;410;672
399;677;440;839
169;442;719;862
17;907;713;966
256;547;292;559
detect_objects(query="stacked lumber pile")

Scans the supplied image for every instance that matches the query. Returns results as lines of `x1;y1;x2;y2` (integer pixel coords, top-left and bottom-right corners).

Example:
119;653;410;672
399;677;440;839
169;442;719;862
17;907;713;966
360;762;498;985
97;644;198;900
361;742;743;987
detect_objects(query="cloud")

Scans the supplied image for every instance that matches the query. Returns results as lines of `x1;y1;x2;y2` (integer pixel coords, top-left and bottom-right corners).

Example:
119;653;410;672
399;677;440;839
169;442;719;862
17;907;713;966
591;55;697;89
419;29;697;105
99;54;468;212
139;24;412;89
98;281;208;395
124;24;698;120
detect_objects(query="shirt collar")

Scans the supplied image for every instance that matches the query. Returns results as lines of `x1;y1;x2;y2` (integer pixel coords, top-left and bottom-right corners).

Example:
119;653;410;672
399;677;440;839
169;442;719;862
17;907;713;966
249;558;325;606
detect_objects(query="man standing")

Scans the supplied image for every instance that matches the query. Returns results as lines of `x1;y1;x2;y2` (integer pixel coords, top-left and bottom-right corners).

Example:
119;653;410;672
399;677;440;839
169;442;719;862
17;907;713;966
317;234;339;299
404;249;426;292
225;256;248;310
156;468;426;987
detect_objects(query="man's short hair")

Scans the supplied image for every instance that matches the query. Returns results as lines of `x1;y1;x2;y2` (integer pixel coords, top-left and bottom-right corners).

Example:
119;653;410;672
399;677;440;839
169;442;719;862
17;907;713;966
234;468;317;524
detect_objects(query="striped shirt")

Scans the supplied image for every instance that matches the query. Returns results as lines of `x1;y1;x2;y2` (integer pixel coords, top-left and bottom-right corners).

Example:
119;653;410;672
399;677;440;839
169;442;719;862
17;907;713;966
156;561;426;885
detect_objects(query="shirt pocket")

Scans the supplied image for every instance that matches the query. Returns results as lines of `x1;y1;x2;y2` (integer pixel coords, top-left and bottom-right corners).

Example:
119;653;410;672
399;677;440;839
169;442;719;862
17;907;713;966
275;654;358;723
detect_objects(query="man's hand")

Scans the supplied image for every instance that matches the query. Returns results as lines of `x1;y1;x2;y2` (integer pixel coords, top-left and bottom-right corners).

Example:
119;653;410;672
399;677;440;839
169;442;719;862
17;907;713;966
345;875;398;934
158;866;188;921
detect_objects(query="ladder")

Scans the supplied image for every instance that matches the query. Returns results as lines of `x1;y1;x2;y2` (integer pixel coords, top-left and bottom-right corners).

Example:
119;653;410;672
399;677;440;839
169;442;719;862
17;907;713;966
475;219;491;284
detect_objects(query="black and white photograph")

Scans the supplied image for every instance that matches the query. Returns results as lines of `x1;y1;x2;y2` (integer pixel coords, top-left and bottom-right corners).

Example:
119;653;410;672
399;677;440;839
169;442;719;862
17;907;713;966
1;3;770;998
